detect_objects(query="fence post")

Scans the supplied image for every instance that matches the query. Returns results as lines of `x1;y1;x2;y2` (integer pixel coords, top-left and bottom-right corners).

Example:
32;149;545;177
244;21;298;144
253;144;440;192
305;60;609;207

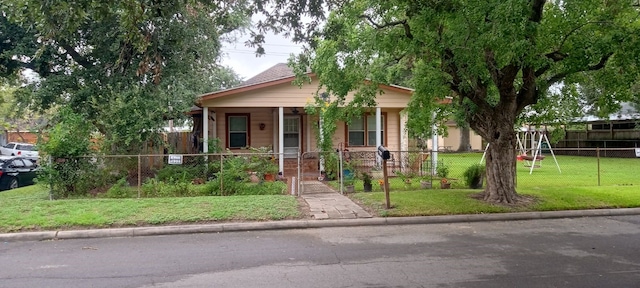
297;149;301;196
137;154;141;198
220;154;224;196
48;155;53;201
597;147;601;186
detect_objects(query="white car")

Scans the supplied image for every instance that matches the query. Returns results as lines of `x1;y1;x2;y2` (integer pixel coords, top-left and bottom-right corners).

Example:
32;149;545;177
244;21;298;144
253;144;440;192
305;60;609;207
0;142;39;159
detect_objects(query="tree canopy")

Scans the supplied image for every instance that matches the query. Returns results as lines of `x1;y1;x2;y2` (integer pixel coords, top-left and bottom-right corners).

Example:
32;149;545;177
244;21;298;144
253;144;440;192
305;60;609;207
1;0;247;152
263;0;640;203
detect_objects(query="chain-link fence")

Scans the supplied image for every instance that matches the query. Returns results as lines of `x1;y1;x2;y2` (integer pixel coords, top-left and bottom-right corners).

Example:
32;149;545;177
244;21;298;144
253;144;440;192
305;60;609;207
302;148;640;194
45;152;292;199
43;148;639;199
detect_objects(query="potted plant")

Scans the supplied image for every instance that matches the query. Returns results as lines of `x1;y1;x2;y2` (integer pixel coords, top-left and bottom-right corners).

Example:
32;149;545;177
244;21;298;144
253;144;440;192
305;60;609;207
344;178;355;193
440;178;451;189
395;170;413;189
248;146;279;181
463;163;486;189
361;172;373;192
420;175;432;189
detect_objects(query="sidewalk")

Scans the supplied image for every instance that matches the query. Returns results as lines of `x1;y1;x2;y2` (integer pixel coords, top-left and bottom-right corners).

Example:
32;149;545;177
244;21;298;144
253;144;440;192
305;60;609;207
300;180;372;219
3;208;640;242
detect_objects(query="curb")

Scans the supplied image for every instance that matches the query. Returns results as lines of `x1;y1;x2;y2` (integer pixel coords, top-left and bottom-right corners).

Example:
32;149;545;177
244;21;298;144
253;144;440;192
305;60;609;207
2;208;640;242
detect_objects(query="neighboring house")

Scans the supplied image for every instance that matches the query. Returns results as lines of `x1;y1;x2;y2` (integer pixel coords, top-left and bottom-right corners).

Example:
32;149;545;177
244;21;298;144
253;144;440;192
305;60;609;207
194;63;482;176
556;103;640;151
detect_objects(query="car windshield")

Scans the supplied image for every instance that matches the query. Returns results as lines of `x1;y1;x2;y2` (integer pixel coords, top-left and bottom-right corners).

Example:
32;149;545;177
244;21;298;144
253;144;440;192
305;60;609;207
17;145;35;151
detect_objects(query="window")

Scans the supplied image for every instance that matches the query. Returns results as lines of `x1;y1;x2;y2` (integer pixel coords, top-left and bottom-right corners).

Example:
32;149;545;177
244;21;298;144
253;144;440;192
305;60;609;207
17;144;35;151
3;143;15;149
22;159;35;168
11;159;25;168
227;114;249;148
347;114;385;146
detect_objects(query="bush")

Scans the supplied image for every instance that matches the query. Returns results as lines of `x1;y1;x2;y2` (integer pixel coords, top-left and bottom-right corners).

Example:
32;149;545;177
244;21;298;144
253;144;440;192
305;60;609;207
105;178;134;198
463;163;486;188
38;108;95;198
240;181;287;195
436;164;449;179
156;164;205;183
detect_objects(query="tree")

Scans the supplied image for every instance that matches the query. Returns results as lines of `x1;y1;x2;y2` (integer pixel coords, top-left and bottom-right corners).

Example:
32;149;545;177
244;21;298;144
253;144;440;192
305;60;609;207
258;0;640;203
1;0;247;153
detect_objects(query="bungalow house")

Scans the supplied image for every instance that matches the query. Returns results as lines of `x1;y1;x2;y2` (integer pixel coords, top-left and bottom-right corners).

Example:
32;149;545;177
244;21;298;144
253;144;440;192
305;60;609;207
195;63;482;177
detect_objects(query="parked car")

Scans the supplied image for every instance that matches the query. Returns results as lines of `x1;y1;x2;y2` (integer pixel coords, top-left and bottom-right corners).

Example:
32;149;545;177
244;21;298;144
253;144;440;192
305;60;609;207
0;142;39;160
0;156;40;191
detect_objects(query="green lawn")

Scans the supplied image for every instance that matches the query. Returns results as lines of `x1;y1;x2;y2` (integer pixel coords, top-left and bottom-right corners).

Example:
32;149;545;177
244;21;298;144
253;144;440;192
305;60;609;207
0;185;301;233
0;153;638;233
437;153;640;188
351;186;640;217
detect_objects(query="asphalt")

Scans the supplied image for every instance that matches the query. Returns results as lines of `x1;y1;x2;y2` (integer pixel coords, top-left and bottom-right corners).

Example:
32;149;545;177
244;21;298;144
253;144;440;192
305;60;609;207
2;181;640;242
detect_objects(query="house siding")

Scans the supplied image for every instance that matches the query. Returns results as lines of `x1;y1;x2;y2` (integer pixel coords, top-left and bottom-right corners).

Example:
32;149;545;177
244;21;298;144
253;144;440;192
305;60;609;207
201;78;412;109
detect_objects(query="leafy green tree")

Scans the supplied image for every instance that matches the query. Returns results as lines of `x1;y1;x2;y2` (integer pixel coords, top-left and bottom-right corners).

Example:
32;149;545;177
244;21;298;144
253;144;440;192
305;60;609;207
1;0;247;153
259;0;640;203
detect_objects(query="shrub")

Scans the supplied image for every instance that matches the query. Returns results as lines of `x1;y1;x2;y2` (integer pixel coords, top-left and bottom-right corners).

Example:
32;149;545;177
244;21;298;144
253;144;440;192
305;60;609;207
105;178;133;198
463;164;486;188
240;181;287;195
436;164;449;179
38;108;95;198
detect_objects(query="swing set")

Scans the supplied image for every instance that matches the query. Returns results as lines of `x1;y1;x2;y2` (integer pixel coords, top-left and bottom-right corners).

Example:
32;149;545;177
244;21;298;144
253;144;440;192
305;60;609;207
481;128;561;174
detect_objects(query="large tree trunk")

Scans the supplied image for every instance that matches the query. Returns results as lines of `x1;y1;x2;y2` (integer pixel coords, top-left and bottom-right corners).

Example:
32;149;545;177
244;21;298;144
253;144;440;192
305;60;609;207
484;133;518;203
457;126;471;152
469;103;520;203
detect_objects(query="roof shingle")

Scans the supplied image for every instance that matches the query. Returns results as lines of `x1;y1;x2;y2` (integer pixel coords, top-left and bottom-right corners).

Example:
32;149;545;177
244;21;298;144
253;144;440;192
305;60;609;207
241;63;295;86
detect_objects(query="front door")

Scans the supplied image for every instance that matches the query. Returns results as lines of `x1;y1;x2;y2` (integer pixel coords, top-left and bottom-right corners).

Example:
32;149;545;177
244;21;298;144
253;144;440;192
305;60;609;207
283;116;300;158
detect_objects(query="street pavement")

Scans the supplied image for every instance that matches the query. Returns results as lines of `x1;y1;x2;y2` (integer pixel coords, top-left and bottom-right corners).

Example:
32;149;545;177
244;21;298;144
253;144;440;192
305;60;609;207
2;216;640;288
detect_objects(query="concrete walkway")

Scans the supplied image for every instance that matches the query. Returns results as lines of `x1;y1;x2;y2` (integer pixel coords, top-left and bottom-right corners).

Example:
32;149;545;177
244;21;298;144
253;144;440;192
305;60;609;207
300;181;372;220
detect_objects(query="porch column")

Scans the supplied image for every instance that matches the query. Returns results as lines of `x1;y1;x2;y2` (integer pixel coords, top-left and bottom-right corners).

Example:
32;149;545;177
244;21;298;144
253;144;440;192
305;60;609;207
400;110;409;166
203;107;209;153
278;107;284;174
211;111;217;139
375;107;382;166
272;109;278;151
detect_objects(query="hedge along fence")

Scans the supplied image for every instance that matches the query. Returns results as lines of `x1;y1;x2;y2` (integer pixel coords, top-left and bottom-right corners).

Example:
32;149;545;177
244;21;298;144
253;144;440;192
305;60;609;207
42;152;288;199
41;148;640;199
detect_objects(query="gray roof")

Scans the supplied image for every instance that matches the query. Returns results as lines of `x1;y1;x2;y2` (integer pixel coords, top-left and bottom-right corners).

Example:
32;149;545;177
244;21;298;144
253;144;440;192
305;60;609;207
241;63;296;86
576;103;640;123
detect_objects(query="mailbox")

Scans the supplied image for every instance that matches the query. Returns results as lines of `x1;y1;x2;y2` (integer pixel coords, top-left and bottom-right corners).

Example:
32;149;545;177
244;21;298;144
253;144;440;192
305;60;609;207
377;146;391;160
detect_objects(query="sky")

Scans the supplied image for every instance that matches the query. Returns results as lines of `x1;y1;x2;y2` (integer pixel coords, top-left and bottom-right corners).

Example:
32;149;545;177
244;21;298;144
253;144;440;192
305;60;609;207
220;31;304;80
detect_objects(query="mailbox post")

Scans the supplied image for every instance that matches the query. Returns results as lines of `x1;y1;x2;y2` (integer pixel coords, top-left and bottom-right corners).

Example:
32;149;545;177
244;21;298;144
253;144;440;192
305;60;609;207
378;146;391;209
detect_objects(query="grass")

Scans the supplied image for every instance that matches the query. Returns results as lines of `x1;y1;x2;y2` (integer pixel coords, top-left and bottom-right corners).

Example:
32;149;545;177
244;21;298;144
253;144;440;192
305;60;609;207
351;186;640;217
0;185;300;233
343;153;640;216
0;153;638;233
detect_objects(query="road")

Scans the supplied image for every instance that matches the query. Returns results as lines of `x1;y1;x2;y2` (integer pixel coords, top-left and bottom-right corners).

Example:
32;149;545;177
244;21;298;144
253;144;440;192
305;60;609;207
1;216;639;288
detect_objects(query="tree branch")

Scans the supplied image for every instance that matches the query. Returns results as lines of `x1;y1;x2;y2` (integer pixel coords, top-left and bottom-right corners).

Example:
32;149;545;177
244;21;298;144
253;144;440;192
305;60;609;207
546;52;613;87
359;15;413;39
484;49;500;85
516;66;538;114
59;42;92;68
530;0;546;23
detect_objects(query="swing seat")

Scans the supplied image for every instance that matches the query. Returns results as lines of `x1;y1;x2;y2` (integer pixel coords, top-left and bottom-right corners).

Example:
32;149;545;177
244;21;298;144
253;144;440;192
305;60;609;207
518;154;545;161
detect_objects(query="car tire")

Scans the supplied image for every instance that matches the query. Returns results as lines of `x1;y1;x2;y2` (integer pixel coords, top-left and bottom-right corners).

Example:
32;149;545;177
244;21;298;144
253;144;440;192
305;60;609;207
9;178;18;190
